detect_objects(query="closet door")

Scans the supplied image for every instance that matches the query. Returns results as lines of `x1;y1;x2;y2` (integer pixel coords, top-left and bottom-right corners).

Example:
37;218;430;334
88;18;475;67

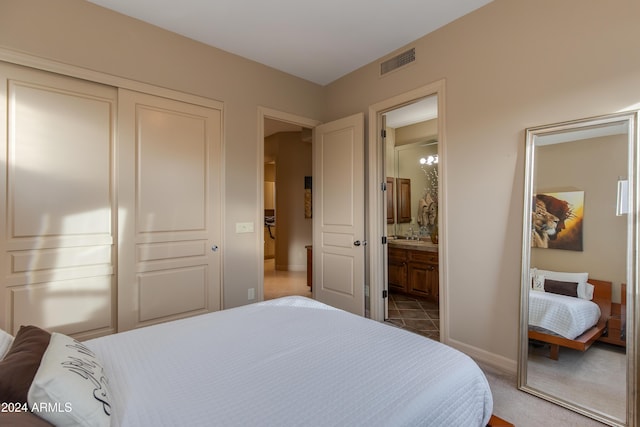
0;63;116;339
117;89;222;331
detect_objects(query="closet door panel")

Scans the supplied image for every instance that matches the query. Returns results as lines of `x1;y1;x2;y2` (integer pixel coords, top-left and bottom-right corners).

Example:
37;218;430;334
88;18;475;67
0;62;116;338
118;89;222;331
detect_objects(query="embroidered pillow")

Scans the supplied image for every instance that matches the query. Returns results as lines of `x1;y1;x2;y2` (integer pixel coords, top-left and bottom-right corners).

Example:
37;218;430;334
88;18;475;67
28;333;113;427
0;325;51;403
0;328;14;360
532;274;545;292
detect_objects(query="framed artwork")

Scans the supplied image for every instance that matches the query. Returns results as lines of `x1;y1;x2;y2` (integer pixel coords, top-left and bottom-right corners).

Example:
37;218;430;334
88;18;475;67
532;191;584;251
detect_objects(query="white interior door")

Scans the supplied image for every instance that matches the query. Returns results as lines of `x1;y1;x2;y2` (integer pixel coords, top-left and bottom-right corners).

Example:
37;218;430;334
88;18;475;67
0;62;116;339
313;113;365;315
118;89;222;331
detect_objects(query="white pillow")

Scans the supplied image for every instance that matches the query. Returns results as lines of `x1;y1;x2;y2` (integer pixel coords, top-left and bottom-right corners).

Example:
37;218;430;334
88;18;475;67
532;274;545;292
582;282;595;300
27;332;113;427
0;329;14;360
535;269;592;300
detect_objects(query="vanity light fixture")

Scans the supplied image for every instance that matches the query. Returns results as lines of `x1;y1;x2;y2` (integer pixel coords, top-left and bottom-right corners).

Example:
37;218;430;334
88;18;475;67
419;154;438;165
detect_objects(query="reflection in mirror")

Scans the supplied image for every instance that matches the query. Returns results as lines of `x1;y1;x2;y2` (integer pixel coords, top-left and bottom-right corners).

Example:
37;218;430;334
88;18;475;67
384;95;439;242
518;112;637;426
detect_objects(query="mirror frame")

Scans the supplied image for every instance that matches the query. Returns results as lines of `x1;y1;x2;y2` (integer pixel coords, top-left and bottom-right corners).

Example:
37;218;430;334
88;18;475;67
518;111;639;427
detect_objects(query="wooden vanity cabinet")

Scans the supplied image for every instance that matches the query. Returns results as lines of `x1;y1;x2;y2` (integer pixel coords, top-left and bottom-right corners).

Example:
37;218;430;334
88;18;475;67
388;246;439;303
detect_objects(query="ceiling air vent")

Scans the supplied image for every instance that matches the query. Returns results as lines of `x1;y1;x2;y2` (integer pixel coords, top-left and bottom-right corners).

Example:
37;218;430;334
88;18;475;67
380;48;415;76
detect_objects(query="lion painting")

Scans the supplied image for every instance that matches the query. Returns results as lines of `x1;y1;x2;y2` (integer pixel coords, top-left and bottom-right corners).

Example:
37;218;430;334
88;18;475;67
532;192;583;251
532;199;559;248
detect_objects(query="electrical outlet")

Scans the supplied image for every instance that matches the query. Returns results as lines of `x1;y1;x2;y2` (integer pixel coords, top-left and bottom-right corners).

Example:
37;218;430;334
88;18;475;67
248;288;255;300
235;222;254;233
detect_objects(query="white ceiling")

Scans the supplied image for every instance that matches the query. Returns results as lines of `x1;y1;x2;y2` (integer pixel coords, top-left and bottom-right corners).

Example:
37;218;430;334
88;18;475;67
384;96;438;128
87;0;492;86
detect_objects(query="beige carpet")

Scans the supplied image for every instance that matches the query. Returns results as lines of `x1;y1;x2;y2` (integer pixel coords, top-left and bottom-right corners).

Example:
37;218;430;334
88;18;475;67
527;341;626;422
479;362;609;426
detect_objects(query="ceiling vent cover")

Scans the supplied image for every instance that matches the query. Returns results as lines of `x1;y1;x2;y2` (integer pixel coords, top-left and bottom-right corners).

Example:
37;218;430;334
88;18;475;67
380;48;415;76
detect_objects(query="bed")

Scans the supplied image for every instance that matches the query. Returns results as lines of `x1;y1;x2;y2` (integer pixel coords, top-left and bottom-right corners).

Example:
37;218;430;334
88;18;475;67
0;296;493;427
528;277;611;360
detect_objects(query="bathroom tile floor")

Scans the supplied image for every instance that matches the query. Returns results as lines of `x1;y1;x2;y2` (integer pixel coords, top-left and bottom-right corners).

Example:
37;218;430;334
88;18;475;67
386;292;440;341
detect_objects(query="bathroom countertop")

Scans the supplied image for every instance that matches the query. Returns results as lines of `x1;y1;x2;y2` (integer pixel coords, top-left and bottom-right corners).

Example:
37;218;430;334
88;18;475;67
388;238;438;252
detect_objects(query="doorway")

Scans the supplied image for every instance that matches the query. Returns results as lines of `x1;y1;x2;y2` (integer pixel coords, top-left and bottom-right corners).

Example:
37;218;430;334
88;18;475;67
259;109;320;301
367;80;446;341
383;95;440;340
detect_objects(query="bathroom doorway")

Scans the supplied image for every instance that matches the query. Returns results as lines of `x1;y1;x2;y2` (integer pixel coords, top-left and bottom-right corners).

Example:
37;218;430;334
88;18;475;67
381;94;441;340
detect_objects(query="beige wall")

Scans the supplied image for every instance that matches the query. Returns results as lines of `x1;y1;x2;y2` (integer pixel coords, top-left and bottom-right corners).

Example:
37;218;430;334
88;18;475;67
0;0;325;309
325;0;640;362
395;119;437;147
268;132;312;271
2;0;640;366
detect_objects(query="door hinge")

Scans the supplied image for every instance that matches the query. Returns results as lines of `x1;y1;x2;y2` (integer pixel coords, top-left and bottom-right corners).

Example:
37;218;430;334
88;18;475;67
381;182;387;191
382;290;388;298
382;236;387;244
381;129;386;138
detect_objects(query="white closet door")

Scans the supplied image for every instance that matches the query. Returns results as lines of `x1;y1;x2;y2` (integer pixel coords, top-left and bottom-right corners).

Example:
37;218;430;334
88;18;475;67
0;62;116;339
117;89;222;331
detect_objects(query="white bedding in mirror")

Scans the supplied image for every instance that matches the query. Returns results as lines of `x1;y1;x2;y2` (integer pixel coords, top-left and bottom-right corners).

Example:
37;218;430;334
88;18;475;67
86;296;493;427
528;290;601;339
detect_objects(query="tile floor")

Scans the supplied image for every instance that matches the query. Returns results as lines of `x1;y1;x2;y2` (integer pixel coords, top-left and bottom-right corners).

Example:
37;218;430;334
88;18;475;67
386;292;440;341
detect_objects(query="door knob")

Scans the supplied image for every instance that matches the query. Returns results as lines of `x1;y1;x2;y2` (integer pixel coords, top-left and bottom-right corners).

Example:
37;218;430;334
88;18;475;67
211;245;219;252
354;240;361;246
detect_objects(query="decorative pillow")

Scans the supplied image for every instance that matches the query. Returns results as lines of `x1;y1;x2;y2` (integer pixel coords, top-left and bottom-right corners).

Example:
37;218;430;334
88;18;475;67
583;282;595;300
544;279;579;297
0;325;51;404
0;410;55;426
532;274;545;292
28;333;113;427
0;328;14;360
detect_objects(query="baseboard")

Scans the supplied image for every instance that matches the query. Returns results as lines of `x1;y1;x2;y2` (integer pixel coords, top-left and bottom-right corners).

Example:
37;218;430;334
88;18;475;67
446;338;517;375
275;264;306;272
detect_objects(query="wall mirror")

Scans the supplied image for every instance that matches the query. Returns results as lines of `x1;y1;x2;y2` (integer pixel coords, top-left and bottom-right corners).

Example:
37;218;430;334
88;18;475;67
518;112;638;426
384;95;439;241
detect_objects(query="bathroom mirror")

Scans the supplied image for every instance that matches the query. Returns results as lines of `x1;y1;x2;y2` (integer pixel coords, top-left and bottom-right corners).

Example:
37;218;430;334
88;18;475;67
384;95;439;241
389;141;438;239
518;112;638;426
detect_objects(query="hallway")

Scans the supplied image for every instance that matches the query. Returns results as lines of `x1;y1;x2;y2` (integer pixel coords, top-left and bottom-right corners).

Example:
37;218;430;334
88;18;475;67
264;259;312;300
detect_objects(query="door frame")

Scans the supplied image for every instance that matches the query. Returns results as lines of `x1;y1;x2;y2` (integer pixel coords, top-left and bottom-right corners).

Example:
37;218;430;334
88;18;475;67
367;80;447;342
257;107;321;301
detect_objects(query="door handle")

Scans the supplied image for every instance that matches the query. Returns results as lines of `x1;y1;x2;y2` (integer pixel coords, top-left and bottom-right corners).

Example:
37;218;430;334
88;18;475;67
211;245;219;252
354;240;367;247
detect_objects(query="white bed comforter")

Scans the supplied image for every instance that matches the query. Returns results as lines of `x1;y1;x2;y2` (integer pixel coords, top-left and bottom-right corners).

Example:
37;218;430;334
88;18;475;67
86;296;492;427
529;290;601;339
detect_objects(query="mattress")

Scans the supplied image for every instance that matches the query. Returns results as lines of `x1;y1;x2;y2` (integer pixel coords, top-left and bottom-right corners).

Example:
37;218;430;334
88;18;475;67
528;290;601;339
86;296;493;427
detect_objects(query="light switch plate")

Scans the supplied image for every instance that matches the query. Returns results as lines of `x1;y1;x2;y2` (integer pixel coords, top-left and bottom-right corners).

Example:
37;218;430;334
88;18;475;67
235;222;254;233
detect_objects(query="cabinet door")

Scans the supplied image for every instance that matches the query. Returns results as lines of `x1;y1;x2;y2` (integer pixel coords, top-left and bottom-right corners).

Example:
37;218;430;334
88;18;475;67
407;261;438;302
388;248;407;292
396;178;411;223
386;177;395;224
